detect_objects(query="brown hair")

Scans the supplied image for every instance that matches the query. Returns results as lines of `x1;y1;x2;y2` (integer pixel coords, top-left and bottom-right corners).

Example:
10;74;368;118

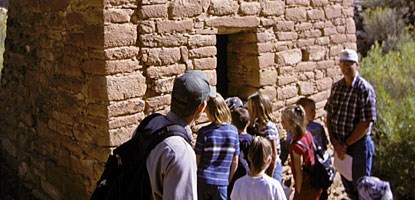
281;105;307;138
247;93;275;125
297;97;315;109
231;107;250;131
248;136;273;175
206;93;232;124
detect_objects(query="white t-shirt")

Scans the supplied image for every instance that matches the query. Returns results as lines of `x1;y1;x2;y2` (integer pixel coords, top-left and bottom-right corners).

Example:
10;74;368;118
230;174;287;200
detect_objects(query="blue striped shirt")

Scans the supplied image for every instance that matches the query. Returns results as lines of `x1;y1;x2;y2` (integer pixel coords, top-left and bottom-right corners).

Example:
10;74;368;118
195;123;240;186
325;75;377;139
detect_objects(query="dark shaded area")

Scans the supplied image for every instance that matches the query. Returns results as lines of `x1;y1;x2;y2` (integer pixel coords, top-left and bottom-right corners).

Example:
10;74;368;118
0;0;8;9
216;35;229;98
0;157;39;200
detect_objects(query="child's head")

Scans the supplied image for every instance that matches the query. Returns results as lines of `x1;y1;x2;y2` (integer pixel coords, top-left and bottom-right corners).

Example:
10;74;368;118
281;105;307;138
225;96;243;111
248;136;273;175
247;93;275;125
296;98;316;122
231;107;250;132
206;93;232;124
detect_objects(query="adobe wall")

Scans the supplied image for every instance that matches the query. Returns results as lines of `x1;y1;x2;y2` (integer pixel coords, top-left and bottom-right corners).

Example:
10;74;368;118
0;0;355;199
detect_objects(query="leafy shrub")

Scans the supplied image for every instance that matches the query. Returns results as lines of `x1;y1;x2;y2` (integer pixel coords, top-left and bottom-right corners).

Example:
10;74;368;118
361;41;415;199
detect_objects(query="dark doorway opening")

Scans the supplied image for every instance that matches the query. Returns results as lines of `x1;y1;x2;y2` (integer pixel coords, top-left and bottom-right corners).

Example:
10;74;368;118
216;35;229;98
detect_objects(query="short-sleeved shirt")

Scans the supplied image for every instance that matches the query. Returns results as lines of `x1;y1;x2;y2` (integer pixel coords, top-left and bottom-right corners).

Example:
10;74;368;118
230;174;287;200
324;75;377;139
231;133;253;183
195;123;240;186
289;131;315;179
307;121;329;151
256;121;281;156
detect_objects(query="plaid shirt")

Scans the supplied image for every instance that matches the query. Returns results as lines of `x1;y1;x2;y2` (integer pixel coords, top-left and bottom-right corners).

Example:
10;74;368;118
325;75;377;139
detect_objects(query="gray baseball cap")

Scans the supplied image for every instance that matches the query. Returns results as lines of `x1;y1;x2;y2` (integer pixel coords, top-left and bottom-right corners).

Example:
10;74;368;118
171;70;216;117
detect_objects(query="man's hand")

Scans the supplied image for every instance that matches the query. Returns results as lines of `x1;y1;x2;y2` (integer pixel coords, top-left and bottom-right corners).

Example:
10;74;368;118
333;140;347;160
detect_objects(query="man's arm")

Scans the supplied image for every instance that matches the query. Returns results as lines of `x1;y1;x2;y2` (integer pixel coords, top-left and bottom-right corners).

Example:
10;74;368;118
345;121;371;147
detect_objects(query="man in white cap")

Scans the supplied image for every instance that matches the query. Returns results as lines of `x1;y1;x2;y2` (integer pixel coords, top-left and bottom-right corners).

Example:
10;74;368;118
325;49;377;199
145;70;216;200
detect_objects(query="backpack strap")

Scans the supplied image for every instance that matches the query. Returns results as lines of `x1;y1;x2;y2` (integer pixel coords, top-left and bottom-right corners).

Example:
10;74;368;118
146;124;191;152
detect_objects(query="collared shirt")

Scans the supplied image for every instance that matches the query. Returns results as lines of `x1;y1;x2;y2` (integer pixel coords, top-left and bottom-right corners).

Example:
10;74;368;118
145;111;197;200
324;75;377;139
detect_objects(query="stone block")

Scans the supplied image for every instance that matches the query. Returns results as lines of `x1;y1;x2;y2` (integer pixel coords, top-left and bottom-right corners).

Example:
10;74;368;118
317;60;335;69
205;16;259;28
85;24;104;48
104;24;137;48
257;31;276;42
309;90;330;102
275;21;295;31
315;37;330;45
109;113;141;129
104;46;140;60
140;4;168;19
146;64;186;78
261;0;284;16
258;53;275;68
259;86;277;101
138;20;156;34
316;77;333;91
144;47;181;66
104;8;133;23
188;35;216;47
109;127;134;146
193;57;217;70
152;77;176;93
257;43;274;53
107;72;147;101
299;81;315;95
307;9;325;20
295;22;313;31
330;34;347;44
277;32;298;41
301;30;322;38
140;34;188;47
297;62;317;72
308;46;326;61
170;0;203;17
87;76;108;101
259;68;278;86
276;49;302;65
329;45;344;57
104;59;142;74
277;85;298;100
297;39;315;48
311;0;328;7
286;8;307;22
189;46;217;58
346;18;356;34
209;0;239;16
324;5;342;19
277;75;297;85
108;98;146;117
156;20;193;33
146;95;171;111
240;2;260;15
287;0;309;6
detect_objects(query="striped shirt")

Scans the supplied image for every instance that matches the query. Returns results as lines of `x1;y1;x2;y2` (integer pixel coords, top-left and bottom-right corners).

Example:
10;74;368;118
195;123;240;186
324;75;377;139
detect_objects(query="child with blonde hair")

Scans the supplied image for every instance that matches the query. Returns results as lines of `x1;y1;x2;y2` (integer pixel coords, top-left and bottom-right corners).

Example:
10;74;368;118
281;105;322;200
230;136;287;200
247;93;283;182
195;93;240;200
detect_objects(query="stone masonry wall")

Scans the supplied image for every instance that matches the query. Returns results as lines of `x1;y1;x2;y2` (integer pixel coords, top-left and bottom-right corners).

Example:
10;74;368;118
0;0;356;199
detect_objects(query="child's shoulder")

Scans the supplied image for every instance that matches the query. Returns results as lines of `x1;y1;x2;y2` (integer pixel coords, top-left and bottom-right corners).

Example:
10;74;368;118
307;121;324;131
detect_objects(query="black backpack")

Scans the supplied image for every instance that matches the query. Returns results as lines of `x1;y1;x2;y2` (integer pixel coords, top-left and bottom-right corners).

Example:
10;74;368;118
90;113;191;200
295;140;335;189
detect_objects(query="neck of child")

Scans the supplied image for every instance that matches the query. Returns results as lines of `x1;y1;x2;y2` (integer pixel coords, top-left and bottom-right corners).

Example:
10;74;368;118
249;169;266;178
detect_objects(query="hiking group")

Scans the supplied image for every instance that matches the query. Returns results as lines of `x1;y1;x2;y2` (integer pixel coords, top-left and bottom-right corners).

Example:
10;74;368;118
92;49;393;200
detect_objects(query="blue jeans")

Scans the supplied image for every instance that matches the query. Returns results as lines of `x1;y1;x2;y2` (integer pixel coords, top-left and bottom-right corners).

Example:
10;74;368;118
197;182;227;200
341;135;375;200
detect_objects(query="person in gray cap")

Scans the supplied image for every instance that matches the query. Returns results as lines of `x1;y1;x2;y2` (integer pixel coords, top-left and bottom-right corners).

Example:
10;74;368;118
145;70;215;200
325;49;377;199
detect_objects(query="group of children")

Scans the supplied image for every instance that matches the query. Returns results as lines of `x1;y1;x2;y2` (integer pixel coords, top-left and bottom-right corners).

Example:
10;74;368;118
194;92;329;200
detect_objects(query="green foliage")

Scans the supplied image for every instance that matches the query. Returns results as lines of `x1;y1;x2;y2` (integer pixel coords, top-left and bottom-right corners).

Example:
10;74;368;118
363;7;409;52
361;41;415;199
